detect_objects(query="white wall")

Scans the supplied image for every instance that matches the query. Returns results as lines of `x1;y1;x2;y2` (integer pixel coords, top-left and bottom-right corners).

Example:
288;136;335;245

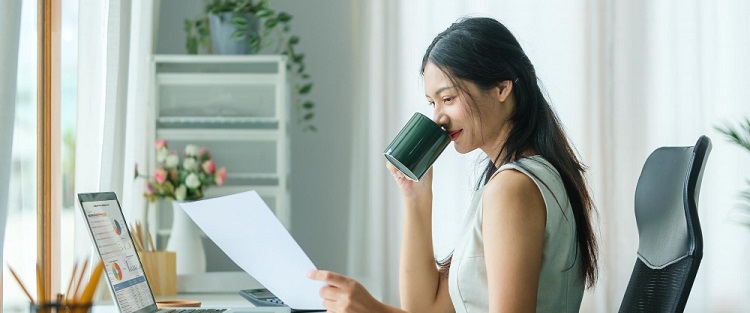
155;0;356;274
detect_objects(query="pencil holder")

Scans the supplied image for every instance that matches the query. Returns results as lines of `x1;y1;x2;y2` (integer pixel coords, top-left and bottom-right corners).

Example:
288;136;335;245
140;251;177;296
29;302;92;313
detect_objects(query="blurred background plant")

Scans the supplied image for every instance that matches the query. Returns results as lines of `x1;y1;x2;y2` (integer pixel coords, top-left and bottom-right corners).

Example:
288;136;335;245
184;0;316;131
716;117;750;226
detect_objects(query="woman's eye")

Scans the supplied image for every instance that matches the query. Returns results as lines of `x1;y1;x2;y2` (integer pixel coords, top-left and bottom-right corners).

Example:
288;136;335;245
443;97;453;103
427;101;435;107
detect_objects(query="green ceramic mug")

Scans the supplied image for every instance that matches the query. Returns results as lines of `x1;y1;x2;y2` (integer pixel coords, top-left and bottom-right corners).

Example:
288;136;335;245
384;112;450;181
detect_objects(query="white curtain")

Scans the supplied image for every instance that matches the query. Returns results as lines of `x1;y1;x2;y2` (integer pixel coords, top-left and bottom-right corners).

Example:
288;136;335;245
74;0;131;257
74;0;155;300
349;0;750;311
0;0;22;305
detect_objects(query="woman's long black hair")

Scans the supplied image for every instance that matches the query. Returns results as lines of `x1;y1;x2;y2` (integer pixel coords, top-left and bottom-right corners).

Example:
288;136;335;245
423;17;598;288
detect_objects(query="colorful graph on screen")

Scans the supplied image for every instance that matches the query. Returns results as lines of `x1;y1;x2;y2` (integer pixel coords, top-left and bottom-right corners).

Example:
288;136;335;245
113;219;122;235
112;262;123;280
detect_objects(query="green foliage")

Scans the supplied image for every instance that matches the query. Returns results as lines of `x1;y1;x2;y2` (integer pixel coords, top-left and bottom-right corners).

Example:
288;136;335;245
185;0;316;131
716;117;750;220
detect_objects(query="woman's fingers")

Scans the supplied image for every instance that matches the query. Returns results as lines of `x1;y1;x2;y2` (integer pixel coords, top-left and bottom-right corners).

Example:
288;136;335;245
308;270;349;287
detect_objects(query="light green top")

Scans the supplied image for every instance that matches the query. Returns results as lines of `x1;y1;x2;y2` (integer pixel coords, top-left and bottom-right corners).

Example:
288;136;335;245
448;156;584;312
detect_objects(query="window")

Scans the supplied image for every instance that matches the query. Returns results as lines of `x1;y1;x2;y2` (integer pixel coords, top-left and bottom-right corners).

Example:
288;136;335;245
3;0;77;311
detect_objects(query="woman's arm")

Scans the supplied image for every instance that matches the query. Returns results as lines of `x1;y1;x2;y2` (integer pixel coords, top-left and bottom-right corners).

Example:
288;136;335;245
388;164;454;313
482;169;546;313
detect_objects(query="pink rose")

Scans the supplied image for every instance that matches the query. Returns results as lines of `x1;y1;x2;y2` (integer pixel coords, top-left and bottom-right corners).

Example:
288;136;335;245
154;139;167;150
215;167;227;186
154;167;168;184
202;160;216;174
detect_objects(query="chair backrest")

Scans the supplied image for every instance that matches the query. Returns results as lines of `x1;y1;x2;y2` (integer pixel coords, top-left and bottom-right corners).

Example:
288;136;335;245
619;136;711;313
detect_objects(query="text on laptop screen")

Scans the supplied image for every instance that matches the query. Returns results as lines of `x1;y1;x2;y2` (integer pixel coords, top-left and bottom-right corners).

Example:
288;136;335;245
81;200;155;313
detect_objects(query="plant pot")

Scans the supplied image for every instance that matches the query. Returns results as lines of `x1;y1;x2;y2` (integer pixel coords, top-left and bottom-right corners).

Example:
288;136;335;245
166;201;206;275
208;12;259;55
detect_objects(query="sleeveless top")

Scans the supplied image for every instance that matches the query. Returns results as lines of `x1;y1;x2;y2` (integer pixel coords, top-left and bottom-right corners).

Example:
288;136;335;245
448;156;584;312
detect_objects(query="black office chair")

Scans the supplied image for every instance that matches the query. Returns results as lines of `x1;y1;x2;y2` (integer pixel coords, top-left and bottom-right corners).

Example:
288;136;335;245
619;136;712;313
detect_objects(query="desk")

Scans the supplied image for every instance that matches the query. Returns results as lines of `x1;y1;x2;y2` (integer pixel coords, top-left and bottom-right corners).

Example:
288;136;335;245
90;293;292;313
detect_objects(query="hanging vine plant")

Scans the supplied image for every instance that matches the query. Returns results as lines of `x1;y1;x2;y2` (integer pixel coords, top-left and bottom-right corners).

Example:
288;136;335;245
185;0;316;131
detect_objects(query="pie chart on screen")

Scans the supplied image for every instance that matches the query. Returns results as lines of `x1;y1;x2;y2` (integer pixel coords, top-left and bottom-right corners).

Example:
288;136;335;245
112;262;123;280
113;219;122;236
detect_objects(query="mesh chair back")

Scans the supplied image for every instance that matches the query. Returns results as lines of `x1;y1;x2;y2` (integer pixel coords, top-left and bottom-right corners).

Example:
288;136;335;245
619;136;711;313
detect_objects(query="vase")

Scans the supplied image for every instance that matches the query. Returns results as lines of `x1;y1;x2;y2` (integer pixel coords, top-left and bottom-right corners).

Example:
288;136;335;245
208;12;259;55
166;201;206;275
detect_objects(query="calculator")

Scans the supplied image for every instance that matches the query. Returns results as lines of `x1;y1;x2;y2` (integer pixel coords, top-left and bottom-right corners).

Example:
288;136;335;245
239;289;325;312
239;288;286;307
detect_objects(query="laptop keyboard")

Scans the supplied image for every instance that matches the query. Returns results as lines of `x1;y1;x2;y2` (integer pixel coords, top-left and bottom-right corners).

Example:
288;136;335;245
159;309;227;313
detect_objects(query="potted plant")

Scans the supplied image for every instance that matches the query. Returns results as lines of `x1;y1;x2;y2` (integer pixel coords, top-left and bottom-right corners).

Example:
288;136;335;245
716;117;750;225
185;0;316;131
135;139;227;274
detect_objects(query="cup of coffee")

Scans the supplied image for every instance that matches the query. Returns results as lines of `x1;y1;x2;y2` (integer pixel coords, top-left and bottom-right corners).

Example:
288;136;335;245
384;112;450;181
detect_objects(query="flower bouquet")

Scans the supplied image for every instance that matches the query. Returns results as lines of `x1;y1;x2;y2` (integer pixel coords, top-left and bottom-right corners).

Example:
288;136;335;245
136;139;227;202
134;139;228;274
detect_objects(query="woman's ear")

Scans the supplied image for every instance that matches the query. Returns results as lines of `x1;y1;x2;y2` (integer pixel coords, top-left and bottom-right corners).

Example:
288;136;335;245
494;80;513;102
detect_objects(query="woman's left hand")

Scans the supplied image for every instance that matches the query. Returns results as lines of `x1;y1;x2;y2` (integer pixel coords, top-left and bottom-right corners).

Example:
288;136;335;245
308;270;386;313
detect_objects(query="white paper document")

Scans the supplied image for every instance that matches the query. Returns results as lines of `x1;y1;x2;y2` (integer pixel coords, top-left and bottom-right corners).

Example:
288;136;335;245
179;191;325;310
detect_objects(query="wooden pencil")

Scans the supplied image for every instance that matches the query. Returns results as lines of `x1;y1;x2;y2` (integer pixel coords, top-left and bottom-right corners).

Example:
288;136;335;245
64;261;79;304
80;260;104;304
71;259;89;303
147;229;156;252
7;265;35;304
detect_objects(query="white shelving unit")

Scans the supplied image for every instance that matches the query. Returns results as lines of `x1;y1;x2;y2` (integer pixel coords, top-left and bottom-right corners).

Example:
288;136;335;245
148;54;290;292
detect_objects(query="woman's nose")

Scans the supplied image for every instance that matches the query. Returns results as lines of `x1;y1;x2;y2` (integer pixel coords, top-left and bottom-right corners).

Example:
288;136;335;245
434;113;449;128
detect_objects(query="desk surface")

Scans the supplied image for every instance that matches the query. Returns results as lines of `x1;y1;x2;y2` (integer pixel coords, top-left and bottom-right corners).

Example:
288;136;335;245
90;293;290;313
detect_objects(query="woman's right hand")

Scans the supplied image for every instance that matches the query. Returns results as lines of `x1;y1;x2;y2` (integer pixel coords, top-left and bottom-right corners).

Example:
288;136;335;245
386;162;433;200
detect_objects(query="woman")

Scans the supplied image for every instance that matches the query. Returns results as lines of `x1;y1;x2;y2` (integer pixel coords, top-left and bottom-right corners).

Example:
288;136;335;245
309;17;598;313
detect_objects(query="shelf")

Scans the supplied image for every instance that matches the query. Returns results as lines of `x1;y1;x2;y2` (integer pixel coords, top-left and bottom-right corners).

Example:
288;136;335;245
154;54;286;63
156;128;281;141
157;116;279;129
157;73;280;85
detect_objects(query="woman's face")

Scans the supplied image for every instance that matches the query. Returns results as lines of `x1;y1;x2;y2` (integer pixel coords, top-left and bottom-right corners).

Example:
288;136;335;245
423;62;514;156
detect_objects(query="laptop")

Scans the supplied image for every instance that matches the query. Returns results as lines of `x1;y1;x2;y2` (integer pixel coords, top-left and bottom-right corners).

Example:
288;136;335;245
77;192;290;313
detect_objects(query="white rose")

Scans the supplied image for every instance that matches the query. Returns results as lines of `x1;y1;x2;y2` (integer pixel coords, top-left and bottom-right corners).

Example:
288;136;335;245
183;157;197;171
156;147;169;163
185;173;201;189
185;144;200;157
175;184;187;201
165;154;179;168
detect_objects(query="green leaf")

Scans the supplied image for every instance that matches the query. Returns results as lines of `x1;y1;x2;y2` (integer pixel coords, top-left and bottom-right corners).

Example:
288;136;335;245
297;64;305;74
303;101;314;109
232;30;246;40
256;9;272;19
302;73;310;79
293;53;305;63
230;16;248;28
277;12;292;22
299;83;313;94
184;19;192;32
308;125;318;132
249;36;261;52
289;35;300;45
304;112;315;120
259;0;270;10
265;18;278;29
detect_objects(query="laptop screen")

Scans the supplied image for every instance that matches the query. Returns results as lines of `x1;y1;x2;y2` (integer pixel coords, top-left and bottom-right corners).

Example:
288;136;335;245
78;193;157;313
